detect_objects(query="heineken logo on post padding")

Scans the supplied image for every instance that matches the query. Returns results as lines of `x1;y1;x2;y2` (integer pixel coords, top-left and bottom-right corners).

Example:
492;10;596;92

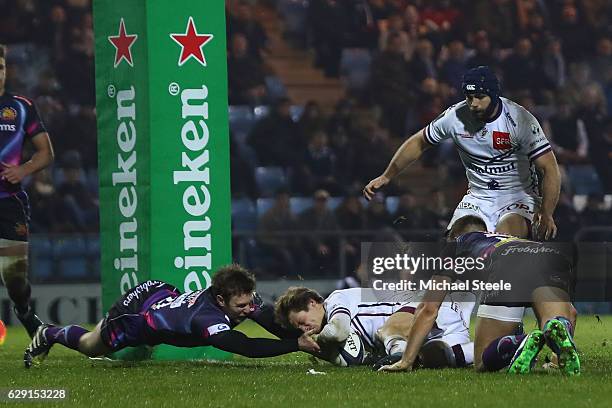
170;16;214;67
108;18;138;68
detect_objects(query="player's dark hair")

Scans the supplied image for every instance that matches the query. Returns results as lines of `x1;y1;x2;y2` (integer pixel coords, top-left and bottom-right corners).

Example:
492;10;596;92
211;264;256;301
0;44;5;59
448;215;487;240
274;287;324;328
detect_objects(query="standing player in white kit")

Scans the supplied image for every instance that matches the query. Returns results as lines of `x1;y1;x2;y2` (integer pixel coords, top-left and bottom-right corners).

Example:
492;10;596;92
363;66;563;362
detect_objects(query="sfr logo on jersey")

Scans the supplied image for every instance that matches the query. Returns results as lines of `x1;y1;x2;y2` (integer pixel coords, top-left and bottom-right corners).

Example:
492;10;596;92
492;131;511;150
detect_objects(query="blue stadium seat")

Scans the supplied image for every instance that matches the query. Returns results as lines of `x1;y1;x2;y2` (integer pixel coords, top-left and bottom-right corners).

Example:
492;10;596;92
54;237;88;279
232;198;257;232
567;165;602;195
265;75;287;101
256;198;275;218
290;197;313;215
255;167;287;197
290;105;304;122
228;105;255;135
328;197;343;211
340;48;372;91
86;236;101;279
385;196;400;215
253;105;271;120
29;235;54;280
87;169;99;194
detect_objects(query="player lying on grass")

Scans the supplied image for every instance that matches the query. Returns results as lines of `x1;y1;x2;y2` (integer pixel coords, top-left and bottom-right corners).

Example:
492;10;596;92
275;287;474;369
380;215;580;375
23;265;319;368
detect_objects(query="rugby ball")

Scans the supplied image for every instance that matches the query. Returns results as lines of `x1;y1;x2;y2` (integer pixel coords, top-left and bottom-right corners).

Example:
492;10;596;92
337;331;366;366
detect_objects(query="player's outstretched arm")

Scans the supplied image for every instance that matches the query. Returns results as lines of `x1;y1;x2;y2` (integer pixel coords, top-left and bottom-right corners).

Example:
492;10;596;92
379;277;448;372
363;128;431;200
0;132;54;184
533;151;560;240
250;305;302;339
316;313;351;344
207;329;320;358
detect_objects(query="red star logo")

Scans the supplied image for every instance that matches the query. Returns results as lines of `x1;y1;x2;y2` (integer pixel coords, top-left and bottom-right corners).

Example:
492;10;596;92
108;18;138;68
170;17;214;67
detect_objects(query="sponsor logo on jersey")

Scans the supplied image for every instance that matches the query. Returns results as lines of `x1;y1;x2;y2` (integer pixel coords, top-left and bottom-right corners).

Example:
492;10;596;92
458;202;480;211
504;111;517;127
1;107;17;121
487;179;500;190
502;202;534;214
466;161;516;175
492;131;511;150
207;323;230;336
0;124;16;131
457;132;473;138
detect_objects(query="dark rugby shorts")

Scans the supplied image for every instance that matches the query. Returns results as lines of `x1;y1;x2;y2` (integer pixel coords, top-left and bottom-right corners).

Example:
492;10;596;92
0;191;30;241
100;281;178;350
481;242;574;307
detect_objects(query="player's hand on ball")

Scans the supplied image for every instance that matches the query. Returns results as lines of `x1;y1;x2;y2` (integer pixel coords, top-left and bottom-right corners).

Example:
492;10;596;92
378;359;412;372
0;162;27;184
298;330;321;354
363;175;390;200
533;211;557;240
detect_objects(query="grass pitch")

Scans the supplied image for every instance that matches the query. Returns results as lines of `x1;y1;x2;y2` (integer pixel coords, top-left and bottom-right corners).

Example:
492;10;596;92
2;316;612;408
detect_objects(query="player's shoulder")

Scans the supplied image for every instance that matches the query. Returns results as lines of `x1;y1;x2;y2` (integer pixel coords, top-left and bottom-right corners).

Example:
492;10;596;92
10;94;35;106
502;97;537;122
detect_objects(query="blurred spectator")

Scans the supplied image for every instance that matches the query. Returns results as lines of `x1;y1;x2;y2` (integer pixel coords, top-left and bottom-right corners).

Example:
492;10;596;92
56;150;99;232
393;191;440;232
561;62;597;107
473;0;519;48
297;100;326;147
543;96;588;164
27;169;74;233
541;36;566;89
298;189;339;276
228;1;268;61
410;38;437;83
556;4;592;62
580;193;610;226
466;31;498;70
229;134;257;199
351;116;393;185
247;97;298;167
257;188;300;277
439;39;468;95
293;130;340;195
553;191;581;241
227;33;267;105
364;192;391;230
308;0;350;77
419;0;463;42
589;119;612;193
335;191;366;273
378;13;413;60
589;36;612;87
502;37;543;96
369;32;414;137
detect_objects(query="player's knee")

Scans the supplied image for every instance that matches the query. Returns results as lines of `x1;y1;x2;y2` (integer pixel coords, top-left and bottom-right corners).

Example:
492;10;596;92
0;254;28;285
495;214;529;238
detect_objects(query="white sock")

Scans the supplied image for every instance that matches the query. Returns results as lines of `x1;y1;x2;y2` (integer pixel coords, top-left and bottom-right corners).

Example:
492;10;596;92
384;336;407;355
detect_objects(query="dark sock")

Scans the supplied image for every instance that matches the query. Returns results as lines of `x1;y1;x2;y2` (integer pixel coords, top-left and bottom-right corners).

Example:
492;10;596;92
46;325;89;350
481;334;526;371
7;281;31;315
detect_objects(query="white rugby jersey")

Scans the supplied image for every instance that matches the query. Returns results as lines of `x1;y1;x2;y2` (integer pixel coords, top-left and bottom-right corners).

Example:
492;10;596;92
424;97;551;196
324;288;472;348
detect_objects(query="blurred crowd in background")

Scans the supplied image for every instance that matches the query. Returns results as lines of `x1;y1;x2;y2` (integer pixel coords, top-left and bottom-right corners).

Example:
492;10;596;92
0;0;610;280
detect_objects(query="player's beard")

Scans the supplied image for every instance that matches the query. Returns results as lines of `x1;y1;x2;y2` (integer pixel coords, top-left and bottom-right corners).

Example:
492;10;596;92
470;108;486;121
